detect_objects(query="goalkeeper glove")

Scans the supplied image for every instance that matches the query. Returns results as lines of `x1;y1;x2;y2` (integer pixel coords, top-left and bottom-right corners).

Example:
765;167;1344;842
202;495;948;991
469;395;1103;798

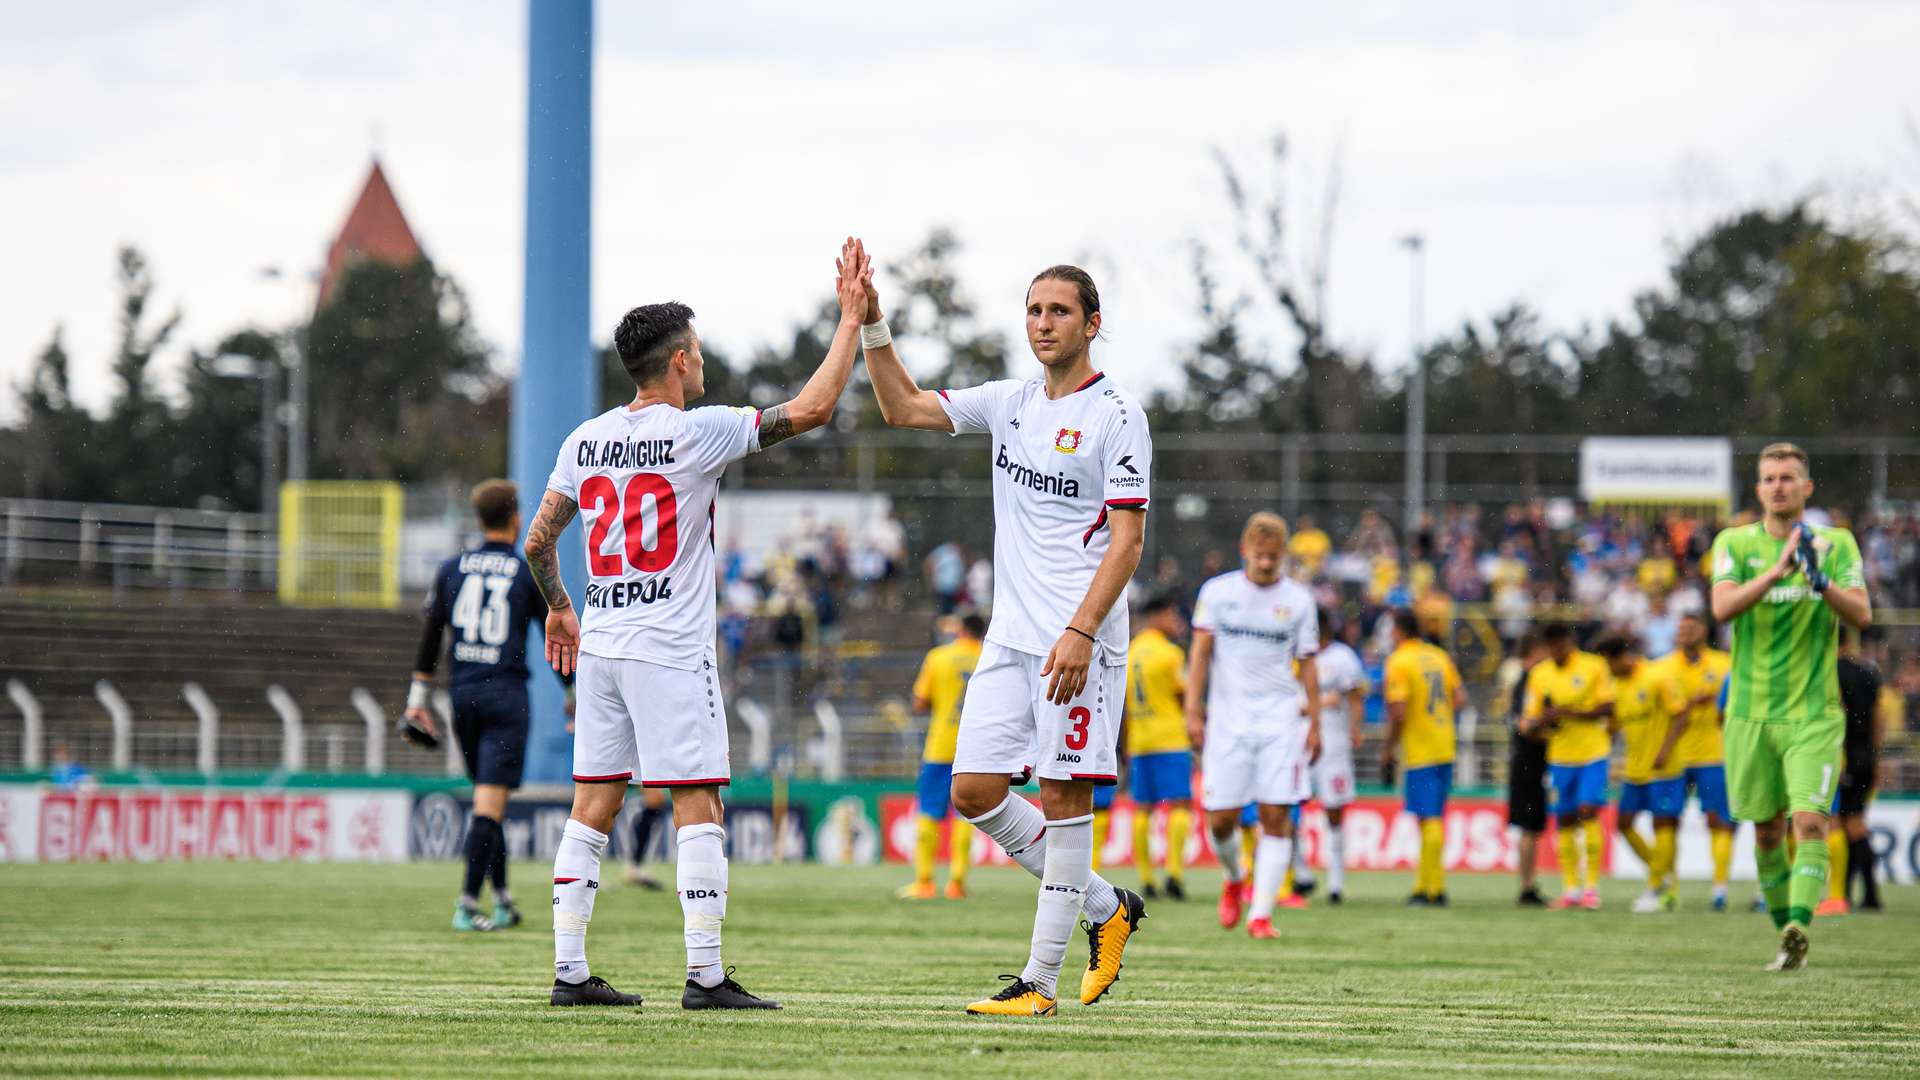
1792;525;1829;594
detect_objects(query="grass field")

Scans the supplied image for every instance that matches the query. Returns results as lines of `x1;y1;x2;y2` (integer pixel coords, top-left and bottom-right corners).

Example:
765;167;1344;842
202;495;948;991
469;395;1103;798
1;862;1916;1078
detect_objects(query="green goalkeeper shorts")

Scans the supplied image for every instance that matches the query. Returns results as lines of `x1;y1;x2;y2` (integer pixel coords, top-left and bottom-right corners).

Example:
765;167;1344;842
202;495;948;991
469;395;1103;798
1724;713;1844;823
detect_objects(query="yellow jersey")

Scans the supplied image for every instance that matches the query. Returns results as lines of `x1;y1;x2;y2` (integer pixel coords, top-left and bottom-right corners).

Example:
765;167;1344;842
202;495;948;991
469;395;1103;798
1665;646;1730;767
1288;528;1332;576
1616;658;1688;783
1524;651;1615;766
1125;628;1189;755
912;638;982;764
1383;640;1460;769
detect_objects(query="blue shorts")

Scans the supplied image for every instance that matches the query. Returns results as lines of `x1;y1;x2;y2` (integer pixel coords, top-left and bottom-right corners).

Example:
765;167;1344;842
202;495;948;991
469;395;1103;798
1405;763;1453;820
1129;750;1193;806
1619;777;1686;819
1240;802;1259;827
450;680;530;789
1094;783;1116;810
916;762;954;819
1550;759;1609;814
1683;764;1729;820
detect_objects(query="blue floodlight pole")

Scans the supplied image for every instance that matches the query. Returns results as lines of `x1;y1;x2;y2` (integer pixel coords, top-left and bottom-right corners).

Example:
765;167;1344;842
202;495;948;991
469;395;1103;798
514;0;594;784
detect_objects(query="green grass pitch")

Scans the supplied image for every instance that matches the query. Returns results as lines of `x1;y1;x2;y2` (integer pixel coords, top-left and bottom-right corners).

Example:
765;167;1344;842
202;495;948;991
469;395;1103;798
1;862;1915;1077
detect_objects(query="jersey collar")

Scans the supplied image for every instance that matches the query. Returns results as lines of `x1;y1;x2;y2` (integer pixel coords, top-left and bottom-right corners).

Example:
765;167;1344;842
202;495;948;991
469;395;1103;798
1072;371;1106;394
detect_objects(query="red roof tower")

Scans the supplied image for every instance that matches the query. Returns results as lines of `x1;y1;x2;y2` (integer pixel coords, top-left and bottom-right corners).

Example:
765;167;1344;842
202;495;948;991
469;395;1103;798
317;159;423;308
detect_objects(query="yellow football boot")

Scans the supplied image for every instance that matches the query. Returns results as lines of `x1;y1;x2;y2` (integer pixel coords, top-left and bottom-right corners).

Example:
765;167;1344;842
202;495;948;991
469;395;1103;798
1079;887;1147;1005
965;976;1056;1017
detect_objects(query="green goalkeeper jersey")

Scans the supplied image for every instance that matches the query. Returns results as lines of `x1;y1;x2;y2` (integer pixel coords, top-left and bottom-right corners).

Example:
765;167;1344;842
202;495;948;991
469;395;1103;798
1708;521;1863;725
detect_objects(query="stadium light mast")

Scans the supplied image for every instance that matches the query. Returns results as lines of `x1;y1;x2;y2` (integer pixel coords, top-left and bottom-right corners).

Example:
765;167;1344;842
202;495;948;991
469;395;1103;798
1400;233;1426;544
514;0;595;784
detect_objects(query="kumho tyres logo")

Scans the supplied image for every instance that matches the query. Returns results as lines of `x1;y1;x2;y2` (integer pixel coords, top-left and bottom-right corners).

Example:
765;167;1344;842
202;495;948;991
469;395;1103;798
1054;428;1082;454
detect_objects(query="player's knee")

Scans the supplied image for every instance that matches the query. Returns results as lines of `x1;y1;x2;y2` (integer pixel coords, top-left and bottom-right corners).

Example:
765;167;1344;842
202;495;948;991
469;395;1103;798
949;776;1005;820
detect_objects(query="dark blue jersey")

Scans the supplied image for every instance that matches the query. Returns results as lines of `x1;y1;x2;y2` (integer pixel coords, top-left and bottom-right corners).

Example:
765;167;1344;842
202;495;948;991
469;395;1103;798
416;541;548;688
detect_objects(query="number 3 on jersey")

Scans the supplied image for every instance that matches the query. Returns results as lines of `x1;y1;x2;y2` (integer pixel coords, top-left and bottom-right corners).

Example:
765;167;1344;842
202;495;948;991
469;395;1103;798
580;473;679;575
1064;706;1091;751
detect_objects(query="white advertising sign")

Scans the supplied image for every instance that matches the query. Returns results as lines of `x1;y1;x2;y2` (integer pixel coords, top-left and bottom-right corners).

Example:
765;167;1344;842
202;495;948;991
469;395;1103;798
1579;437;1732;506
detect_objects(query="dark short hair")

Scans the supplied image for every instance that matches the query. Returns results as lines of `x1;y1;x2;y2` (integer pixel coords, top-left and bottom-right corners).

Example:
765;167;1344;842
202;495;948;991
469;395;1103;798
1142;593;1177;617
471;479;518;530
1317;606;1342;640
613;301;696;386
1592;633;1631;659
1677;610;1707;624
1392;608;1420;639
960;613;988;640
1515;631;1542;655
1028;265;1101;320
1542;622;1573;643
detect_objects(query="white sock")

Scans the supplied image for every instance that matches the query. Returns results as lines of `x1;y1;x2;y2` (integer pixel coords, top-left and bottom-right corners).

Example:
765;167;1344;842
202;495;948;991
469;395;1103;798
1327;823;1346;895
1250;834;1291;921
966;793;1121;922
1020;815;1092;999
1293;833;1316;887
676;823;728;988
1213;827;1246;883
553;819;608;983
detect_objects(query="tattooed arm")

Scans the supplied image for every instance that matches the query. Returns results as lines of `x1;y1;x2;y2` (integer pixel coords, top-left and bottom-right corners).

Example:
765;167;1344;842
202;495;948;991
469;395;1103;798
757;237;872;450
524;489;583;676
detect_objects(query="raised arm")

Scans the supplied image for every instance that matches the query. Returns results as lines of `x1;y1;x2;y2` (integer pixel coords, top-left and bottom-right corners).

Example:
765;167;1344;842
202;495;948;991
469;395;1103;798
852;240;954;431
524;490;582;676
757;237;872;449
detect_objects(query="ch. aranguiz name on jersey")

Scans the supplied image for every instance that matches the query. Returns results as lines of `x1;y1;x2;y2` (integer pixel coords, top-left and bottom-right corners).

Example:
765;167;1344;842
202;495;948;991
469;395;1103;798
576;438;676;470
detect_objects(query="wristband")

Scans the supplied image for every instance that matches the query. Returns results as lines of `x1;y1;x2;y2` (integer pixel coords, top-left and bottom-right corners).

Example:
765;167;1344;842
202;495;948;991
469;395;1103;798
859;319;892;350
1065;625;1096;643
406;680;431;712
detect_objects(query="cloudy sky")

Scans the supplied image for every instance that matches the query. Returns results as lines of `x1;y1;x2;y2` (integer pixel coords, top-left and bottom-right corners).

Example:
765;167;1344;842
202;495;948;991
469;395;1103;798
4;0;1917;421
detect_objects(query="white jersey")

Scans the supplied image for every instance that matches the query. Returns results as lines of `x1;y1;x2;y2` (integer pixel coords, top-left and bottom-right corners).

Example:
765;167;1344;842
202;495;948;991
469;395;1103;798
546;402;762;670
1193;570;1319;737
937;372;1152;658
1313;640;1367;757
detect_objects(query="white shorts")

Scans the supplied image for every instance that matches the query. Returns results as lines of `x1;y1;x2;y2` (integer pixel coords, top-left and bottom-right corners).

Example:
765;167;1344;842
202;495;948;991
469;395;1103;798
1201;725;1310;811
1311;745;1356;810
571;651;730;787
951;641;1123;786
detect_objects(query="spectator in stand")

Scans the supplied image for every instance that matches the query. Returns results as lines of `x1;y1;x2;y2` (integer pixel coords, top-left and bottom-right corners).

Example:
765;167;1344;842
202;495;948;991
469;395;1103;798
1637;533;1678;597
863;509;907;610
924;540;967;615
1411;564;1453;642
1347;508;1397;559
50;741;90;790
1602;577;1652;641
1641;589;1679;659
1288;514;1333;580
966;555;994;614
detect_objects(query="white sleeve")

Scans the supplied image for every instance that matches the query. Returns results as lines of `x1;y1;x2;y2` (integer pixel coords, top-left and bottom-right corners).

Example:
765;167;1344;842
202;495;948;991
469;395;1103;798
1191;580;1219;633
545;425;582;501
1294;599;1320;658
683;406;764;474
1102;406;1151;512
935;380;1016;436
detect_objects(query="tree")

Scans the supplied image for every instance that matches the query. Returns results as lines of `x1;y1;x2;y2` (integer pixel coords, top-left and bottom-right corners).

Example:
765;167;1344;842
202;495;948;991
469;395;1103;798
302;257;498;483
9;328;101;500
1588;203;1920;440
168;329;285;510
